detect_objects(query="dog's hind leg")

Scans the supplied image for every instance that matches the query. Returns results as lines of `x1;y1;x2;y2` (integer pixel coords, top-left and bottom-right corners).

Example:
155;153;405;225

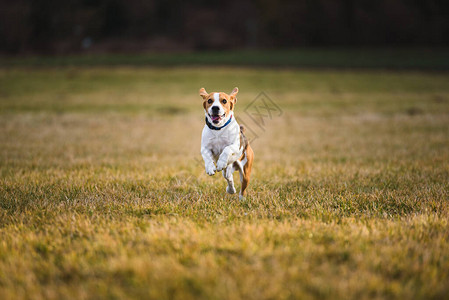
233;160;244;182
223;165;236;194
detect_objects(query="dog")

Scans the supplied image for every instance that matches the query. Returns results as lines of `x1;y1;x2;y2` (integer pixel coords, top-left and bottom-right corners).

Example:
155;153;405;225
199;87;254;200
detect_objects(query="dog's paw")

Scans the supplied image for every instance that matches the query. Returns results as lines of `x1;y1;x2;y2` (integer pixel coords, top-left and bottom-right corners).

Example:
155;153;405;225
216;160;227;172
226;185;236;194
205;164;216;176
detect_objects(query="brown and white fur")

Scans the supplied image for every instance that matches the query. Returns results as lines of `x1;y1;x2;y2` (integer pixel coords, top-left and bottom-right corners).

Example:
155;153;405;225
199;87;254;200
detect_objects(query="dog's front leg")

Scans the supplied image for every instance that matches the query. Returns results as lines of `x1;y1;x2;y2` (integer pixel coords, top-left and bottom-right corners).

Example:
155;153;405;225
201;147;216;176
216;144;239;171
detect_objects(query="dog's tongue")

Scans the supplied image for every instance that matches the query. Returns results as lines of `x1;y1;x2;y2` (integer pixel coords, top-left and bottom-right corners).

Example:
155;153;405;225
211;115;220;121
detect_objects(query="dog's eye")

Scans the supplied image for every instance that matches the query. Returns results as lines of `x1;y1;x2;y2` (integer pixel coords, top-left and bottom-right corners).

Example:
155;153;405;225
207;99;213;104
222;99;227;104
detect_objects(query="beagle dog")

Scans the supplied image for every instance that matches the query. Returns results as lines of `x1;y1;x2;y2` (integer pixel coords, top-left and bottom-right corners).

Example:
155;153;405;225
199;87;254;200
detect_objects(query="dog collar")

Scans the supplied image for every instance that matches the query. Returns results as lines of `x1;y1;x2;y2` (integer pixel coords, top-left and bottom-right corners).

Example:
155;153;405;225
205;115;233;130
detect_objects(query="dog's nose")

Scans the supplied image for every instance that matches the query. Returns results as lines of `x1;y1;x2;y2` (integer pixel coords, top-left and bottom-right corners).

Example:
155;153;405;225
211;106;220;113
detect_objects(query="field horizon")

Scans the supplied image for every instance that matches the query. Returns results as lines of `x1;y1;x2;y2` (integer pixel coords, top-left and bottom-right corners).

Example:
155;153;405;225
1;65;449;299
2;48;449;70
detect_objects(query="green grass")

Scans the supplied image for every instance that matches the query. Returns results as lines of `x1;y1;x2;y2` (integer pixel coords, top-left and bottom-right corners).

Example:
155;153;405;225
0;65;449;299
1;48;449;69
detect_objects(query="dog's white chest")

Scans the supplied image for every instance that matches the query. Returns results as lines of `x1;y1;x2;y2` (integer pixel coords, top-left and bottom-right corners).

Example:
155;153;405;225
201;121;240;158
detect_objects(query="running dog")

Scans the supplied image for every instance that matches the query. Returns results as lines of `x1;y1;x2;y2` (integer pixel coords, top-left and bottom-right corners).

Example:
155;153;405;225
199;87;254;200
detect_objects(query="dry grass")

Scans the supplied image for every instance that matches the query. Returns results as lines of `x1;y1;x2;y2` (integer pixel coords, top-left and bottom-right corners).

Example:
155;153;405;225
0;67;449;299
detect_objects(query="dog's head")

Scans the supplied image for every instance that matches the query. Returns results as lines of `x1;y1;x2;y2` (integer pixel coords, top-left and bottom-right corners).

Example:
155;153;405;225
199;87;238;125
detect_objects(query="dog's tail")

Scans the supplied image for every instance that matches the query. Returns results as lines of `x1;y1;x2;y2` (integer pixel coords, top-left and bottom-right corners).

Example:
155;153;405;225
239;125;249;149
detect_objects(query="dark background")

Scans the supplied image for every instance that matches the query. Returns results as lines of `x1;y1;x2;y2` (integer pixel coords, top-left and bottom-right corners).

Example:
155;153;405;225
1;0;449;55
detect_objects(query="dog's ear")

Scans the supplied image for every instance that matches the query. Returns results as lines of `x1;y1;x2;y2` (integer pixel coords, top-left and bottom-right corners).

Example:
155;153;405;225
229;87;238;110
199;88;209;99
230;87;238;101
230;87;238;105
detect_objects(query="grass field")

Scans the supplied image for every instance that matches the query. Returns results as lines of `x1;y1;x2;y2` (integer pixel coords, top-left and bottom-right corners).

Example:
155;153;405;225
0;64;449;299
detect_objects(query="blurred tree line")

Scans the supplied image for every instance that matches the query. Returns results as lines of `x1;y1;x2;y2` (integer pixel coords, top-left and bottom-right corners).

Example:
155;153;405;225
0;0;448;54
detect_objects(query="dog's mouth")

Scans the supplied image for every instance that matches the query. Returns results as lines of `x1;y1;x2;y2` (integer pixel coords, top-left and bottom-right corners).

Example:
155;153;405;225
209;113;226;124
